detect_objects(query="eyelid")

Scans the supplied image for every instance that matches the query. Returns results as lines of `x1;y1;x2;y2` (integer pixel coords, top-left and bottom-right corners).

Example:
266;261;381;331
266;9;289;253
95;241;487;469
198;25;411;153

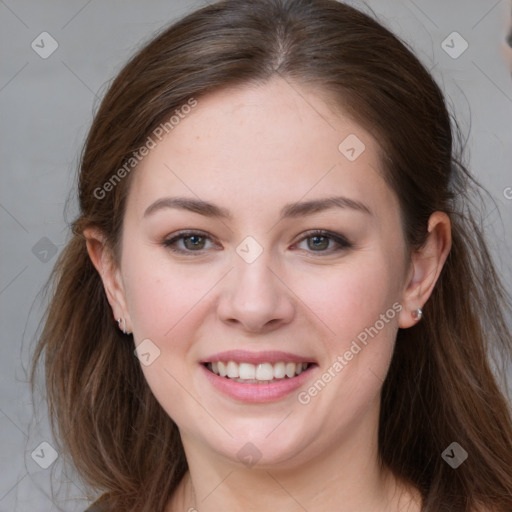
292;229;353;252
163;230;220;253
162;228;353;255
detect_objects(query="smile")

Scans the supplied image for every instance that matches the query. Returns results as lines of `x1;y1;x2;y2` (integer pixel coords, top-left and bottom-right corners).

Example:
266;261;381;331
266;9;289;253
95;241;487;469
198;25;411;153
205;361;312;383
200;350;317;402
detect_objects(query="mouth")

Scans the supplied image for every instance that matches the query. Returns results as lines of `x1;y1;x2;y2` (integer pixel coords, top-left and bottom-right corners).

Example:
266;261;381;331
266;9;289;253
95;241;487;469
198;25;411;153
203;360;315;384
200;350;318;402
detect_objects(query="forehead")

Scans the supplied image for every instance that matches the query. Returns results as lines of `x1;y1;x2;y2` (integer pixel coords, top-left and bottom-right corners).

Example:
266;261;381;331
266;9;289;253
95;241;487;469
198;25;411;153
126;78;396;221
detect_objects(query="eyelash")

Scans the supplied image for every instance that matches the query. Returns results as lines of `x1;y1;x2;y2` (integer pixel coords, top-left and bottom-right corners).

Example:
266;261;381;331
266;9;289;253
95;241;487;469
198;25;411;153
162;229;353;255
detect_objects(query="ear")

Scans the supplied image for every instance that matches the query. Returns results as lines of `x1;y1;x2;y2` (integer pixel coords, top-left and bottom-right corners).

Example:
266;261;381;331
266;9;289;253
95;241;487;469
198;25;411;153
398;212;452;328
83;227;132;333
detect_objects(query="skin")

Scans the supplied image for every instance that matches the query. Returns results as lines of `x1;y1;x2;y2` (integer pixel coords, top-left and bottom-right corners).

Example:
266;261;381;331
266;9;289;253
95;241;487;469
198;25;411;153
85;78;451;511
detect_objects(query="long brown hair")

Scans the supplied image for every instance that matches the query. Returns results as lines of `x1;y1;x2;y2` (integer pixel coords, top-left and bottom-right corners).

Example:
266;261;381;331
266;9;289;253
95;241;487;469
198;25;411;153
30;1;512;510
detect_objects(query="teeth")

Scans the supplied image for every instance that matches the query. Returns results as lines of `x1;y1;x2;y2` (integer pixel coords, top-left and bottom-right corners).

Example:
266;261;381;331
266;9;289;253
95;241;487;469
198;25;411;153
256;363;274;380
218;361;227;377
226;361;238;378
273;362;286;379
239;362;256;380
285;362;296;378
207;361;311;380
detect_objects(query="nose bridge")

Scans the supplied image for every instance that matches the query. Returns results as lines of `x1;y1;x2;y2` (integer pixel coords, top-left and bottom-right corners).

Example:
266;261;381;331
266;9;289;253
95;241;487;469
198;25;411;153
234;251;275;296
232;234;277;293
217;241;295;332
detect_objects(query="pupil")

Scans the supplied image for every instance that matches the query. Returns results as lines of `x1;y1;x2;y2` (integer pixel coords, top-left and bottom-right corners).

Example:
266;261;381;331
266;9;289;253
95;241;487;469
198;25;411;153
309;236;328;250
185;235;204;250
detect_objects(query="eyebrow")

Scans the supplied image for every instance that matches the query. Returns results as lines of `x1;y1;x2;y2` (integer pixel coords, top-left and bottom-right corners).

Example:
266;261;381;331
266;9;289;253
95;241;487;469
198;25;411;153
143;195;373;220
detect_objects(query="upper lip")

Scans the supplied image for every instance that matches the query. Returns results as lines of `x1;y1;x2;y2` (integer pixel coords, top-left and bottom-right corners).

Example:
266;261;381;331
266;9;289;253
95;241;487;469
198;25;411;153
201;350;316;365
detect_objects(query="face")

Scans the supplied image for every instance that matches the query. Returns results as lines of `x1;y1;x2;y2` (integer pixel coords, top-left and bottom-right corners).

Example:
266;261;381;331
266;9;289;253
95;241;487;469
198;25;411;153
116;78;413;469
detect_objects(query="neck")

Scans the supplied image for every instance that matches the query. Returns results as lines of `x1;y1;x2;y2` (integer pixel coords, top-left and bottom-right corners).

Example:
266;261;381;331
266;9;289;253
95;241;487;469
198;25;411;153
166;403;422;512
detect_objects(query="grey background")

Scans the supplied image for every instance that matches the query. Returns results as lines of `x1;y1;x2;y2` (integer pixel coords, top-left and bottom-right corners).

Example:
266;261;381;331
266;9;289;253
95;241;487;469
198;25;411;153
1;0;511;510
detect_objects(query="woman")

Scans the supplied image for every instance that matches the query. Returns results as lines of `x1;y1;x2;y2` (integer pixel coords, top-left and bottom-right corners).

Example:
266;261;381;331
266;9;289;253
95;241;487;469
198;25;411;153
30;0;512;511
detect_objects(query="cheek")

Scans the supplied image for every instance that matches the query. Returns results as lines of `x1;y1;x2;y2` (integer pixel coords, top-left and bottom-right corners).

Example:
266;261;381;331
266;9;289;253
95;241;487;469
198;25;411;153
120;245;213;425
294;260;401;427
297;254;401;342
295;249;403;408
122;244;211;338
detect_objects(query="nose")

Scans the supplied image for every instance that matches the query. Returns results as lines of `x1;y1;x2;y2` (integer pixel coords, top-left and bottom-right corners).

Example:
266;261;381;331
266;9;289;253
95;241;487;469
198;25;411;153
217;253;295;334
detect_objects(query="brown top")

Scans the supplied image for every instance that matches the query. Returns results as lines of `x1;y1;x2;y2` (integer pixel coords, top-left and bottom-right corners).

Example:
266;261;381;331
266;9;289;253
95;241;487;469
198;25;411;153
84;500;108;512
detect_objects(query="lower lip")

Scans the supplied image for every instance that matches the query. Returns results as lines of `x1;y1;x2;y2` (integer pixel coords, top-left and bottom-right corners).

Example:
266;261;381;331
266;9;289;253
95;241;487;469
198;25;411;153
200;364;316;403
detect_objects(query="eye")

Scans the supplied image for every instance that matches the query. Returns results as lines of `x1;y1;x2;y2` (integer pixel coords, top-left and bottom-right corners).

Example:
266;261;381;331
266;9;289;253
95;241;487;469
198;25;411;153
162;230;218;253
293;229;352;254
162;229;352;255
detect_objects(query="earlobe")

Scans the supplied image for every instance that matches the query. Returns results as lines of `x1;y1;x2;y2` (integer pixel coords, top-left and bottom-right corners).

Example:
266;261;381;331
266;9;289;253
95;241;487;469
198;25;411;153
83;227;132;333
398;212;452;329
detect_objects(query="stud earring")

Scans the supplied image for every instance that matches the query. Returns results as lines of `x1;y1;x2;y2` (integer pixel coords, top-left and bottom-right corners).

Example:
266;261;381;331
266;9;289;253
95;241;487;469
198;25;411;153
411;308;423;321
